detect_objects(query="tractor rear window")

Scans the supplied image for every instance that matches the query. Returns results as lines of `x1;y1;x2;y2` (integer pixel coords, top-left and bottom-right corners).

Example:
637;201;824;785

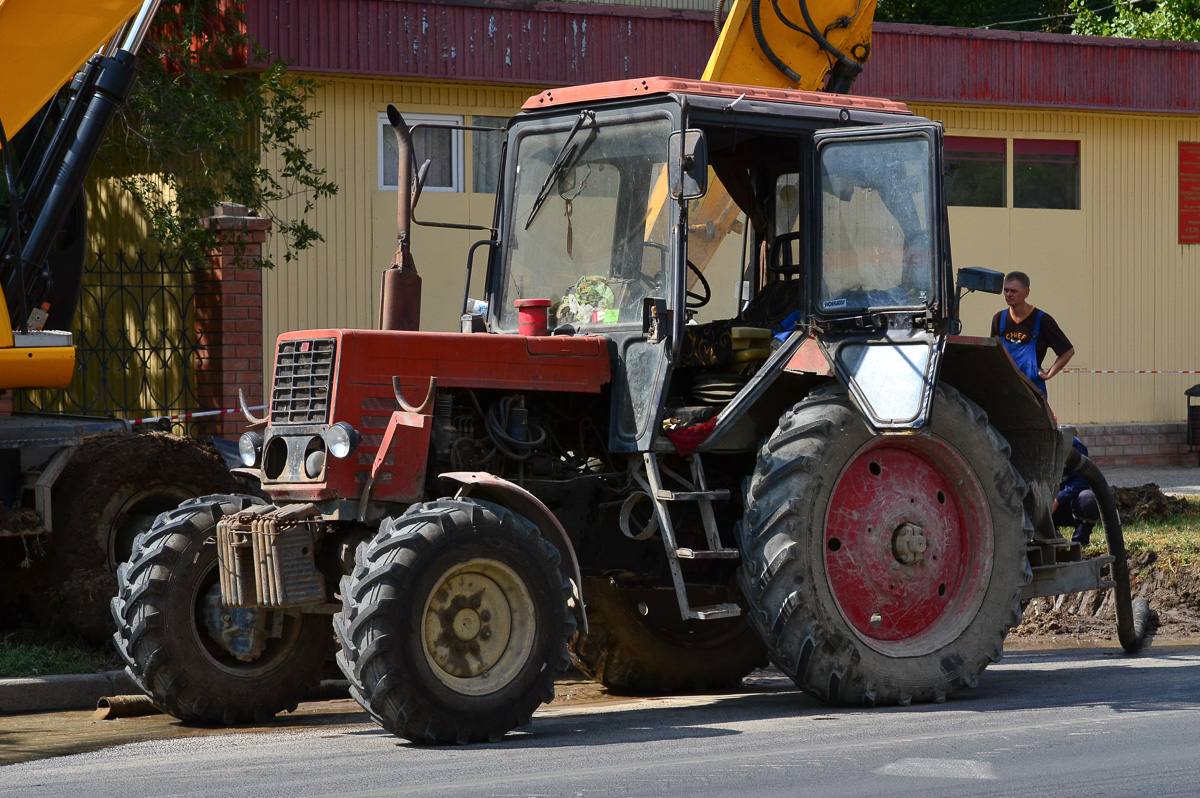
818;134;935;314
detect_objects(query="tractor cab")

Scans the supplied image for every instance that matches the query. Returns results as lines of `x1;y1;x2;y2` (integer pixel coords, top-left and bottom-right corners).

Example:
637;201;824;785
486;78;949;448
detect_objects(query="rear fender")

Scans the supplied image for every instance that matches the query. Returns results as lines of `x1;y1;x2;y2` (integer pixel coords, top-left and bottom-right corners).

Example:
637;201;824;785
439;471;587;634
939;336;1065;536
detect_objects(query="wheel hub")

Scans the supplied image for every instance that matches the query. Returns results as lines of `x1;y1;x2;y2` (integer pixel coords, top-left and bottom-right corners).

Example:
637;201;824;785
422;558;536;696
891;522;928;565
453;607;482;641
824;438;992;653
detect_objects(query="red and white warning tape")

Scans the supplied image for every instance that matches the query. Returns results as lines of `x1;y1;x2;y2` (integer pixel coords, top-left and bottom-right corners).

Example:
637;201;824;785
131;405;267;425
1064;369;1200;375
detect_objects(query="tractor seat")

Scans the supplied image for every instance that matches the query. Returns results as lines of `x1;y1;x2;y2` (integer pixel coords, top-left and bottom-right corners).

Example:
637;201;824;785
679;278;801;369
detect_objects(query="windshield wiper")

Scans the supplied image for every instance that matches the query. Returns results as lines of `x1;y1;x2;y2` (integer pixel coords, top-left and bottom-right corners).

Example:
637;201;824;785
525;109;594;230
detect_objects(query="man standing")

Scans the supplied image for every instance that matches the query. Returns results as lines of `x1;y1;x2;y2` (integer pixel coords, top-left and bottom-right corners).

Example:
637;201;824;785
990;271;1074;397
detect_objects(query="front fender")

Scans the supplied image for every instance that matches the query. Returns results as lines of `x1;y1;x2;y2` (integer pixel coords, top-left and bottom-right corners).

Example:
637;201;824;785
439;471;587;634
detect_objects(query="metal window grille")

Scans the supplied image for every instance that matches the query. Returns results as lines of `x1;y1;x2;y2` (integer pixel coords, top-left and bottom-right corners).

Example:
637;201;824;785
14;250;201;435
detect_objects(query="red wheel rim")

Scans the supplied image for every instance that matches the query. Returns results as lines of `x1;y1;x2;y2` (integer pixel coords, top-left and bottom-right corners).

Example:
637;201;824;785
824;436;993;655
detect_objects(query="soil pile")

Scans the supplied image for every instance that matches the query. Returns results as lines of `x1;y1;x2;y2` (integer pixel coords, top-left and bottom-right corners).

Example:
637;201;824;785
1112;484;1198;523
1012;550;1200;642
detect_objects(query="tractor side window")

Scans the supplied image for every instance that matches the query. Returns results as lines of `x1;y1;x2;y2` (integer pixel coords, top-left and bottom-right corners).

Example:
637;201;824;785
818;135;934;314
772;173;803;273
499;117;672;333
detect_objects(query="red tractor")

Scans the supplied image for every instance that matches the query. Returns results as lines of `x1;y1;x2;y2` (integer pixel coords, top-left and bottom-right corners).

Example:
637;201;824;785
113;76;1147;743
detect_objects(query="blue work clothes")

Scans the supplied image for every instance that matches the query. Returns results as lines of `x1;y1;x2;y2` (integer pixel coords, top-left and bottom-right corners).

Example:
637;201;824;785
991;307;1072;397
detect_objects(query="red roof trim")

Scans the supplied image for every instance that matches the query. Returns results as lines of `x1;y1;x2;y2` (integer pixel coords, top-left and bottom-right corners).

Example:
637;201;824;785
876;21;1200;52
243;2;1200;115
521;76;911;113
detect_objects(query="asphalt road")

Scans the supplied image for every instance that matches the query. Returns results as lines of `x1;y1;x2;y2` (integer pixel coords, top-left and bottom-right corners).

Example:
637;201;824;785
4;644;1200;798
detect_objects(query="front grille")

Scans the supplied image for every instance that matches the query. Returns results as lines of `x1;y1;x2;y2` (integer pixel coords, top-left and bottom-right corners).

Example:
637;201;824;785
270;338;337;424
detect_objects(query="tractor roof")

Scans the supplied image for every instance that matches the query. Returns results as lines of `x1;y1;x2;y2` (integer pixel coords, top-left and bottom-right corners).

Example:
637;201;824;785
521;76;912;116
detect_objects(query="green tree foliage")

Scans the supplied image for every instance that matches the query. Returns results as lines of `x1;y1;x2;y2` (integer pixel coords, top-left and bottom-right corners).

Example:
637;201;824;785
100;0;337;268
1070;0;1200;40
876;0;1077;31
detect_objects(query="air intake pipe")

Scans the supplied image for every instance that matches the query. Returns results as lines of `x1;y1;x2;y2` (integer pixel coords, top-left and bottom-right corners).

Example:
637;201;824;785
379;104;421;332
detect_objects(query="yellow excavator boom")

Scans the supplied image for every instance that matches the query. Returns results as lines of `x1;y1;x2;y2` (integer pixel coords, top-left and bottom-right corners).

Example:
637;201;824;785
1;0;150;390
666;0;879;281
703;0;878;89
0;0;144;143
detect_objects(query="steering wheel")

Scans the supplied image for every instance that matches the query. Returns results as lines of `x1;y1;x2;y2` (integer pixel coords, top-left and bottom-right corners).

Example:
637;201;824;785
686;260;711;309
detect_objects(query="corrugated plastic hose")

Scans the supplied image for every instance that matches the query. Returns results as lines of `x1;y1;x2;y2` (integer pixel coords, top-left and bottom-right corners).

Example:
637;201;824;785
1064;447;1152;653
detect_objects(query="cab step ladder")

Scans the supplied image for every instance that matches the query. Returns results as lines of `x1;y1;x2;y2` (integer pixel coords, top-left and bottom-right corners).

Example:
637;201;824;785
637;452;741;620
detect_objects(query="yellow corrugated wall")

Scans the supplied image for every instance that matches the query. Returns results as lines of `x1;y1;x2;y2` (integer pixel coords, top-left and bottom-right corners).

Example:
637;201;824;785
259;77;539;353
914;103;1200;425
259;77;1200;425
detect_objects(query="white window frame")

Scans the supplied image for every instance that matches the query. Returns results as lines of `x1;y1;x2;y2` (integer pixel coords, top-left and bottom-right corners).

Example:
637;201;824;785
378;111;464;192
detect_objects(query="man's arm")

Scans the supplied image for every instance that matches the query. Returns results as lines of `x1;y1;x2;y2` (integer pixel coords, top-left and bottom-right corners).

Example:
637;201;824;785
1038;347;1074;383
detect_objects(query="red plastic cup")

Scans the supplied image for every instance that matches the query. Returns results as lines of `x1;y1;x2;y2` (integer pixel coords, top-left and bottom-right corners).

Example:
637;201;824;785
514;298;552;336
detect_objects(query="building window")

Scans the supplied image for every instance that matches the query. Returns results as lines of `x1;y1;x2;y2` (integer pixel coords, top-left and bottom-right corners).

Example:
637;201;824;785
944;136;1006;208
1014;139;1080;210
471;115;508;195
379;112;463;192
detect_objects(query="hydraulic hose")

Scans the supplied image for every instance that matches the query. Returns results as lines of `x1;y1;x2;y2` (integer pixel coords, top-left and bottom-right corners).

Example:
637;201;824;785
751;0;802;86
796;0;861;75
1064;447;1152;653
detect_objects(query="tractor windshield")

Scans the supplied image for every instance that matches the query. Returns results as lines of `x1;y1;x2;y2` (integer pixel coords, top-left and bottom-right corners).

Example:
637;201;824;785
497;115;674;333
817;134;935;315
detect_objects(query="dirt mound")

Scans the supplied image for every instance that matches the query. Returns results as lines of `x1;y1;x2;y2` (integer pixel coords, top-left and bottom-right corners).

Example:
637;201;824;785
1011;550;1200;642
1112;484;1197;523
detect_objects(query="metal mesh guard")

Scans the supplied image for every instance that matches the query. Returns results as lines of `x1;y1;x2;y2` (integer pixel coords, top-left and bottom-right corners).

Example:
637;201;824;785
271;338;337;425
217;508;325;609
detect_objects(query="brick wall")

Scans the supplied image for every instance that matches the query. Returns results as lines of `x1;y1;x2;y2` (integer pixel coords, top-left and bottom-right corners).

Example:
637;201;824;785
1074;422;1197;468
193;204;269;440
0;393;11;416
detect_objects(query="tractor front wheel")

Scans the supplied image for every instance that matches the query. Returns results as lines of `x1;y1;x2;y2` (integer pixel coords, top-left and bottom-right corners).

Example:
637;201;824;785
738;383;1032;706
49;432;237;642
111;495;333;724
335;499;575;744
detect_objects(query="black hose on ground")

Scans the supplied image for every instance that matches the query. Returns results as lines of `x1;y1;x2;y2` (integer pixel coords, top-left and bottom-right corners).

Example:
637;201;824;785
1064;447;1152;653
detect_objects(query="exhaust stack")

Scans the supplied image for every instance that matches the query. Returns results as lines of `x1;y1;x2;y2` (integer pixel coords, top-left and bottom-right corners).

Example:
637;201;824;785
379;105;422;331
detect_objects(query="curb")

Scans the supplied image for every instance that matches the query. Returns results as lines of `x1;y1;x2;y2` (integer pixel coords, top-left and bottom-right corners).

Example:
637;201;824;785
0;675;353;716
0;671;139;715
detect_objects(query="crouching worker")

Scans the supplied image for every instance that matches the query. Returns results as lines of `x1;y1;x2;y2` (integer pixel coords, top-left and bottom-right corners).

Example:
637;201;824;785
1054;438;1101;546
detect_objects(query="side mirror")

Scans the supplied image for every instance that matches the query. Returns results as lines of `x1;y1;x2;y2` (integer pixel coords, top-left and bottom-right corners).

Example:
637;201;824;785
956;266;1005;295
668;129;708;201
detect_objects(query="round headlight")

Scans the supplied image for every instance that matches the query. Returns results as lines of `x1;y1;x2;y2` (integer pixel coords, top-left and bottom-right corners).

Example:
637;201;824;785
326;422;360;459
238;431;263;467
305;448;326;479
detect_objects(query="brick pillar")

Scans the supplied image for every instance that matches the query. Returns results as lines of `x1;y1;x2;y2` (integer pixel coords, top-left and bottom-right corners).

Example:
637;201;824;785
0;392;11;417
194;203;270;440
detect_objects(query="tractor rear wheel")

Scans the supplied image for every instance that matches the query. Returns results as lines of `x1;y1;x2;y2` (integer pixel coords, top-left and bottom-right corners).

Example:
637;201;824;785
111;494;333;724
335;499;575;744
570;576;766;694
738;383;1031;706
